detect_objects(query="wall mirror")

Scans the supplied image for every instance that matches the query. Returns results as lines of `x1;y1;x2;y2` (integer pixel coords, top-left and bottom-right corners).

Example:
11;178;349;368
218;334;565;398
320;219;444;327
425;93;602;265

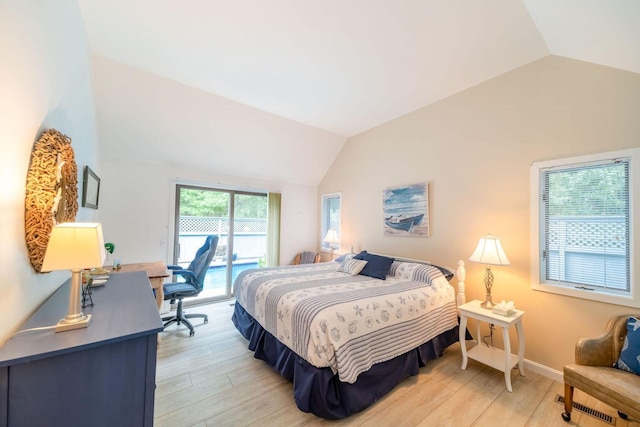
24;129;78;272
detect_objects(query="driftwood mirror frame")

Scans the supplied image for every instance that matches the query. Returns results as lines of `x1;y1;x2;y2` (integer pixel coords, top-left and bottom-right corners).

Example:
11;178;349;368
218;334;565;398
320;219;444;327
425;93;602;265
24;129;78;273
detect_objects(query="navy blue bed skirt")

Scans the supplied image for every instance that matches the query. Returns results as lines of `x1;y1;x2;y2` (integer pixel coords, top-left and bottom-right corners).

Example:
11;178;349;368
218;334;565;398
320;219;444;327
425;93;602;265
232;302;462;419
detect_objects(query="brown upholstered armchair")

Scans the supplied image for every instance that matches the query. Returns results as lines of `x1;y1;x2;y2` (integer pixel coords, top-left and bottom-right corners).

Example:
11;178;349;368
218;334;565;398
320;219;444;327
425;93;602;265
562;314;640;422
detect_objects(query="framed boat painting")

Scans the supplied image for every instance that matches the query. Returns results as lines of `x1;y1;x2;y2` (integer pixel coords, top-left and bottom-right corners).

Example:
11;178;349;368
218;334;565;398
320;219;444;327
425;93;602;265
383;182;430;236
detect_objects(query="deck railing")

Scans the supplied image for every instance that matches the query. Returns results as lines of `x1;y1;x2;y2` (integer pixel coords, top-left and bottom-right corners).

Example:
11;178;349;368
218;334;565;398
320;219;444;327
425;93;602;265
176;216;267;264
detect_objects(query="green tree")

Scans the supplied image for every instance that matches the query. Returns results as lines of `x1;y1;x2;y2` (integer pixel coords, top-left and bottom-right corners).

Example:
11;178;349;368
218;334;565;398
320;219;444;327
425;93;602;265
179;189;267;218
234;194;267;218
548;163;626;217
180;189;229;216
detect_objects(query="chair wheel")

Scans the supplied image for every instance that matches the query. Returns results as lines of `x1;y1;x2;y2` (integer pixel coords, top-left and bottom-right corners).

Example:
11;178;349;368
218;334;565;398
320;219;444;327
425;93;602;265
618;411;628;420
561;412;571;422
204;317;209;324
189;330;195;337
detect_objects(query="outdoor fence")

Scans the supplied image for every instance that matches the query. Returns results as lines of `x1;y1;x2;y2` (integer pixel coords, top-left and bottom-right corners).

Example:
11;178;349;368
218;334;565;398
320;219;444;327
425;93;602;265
546;216;627;289
176;216;267;264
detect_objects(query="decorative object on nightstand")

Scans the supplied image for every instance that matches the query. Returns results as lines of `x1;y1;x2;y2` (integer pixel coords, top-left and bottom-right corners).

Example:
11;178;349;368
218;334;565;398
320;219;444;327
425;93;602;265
323;228;340;259
469;234;510;309
492;300;516;316
41;222;106;332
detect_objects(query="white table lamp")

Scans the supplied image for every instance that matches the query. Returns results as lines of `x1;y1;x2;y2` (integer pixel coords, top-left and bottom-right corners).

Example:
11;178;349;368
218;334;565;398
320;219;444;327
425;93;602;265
469;234;510;310
323;229;340;259
41;223;106;332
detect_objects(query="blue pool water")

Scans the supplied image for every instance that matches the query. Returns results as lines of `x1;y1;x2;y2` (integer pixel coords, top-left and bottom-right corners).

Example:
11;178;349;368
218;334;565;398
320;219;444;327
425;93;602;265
202;262;258;291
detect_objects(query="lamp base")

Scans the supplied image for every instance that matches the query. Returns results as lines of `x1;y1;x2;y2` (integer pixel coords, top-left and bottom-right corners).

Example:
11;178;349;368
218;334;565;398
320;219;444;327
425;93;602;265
480;299;496;310
480;266;495;310
55;313;91;332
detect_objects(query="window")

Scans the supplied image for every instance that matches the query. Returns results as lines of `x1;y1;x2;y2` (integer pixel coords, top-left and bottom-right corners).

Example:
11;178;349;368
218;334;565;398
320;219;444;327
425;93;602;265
173;184;268;302
321;193;341;251
530;148;639;307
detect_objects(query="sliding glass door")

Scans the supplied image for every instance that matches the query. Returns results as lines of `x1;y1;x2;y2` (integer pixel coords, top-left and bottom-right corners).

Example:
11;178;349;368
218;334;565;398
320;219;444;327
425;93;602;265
173;184;267;303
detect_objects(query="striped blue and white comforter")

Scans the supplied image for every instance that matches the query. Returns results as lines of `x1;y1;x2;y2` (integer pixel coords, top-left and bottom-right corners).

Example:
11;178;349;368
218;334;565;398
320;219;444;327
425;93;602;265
234;261;458;383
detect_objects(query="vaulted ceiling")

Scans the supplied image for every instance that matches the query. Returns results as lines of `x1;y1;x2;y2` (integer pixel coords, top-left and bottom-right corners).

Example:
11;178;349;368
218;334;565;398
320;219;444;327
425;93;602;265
78;0;640;138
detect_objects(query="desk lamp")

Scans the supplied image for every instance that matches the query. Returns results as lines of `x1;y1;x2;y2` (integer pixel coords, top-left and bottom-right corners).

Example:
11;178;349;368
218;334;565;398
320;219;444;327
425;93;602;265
469;234;510;310
41;223;106;332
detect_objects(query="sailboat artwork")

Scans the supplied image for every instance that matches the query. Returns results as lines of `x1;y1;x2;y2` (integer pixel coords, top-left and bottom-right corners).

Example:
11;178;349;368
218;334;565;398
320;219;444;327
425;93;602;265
383;183;430;236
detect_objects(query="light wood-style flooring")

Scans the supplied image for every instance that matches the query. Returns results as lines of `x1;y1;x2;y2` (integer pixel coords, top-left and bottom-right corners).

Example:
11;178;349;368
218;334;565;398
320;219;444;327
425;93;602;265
155;300;639;427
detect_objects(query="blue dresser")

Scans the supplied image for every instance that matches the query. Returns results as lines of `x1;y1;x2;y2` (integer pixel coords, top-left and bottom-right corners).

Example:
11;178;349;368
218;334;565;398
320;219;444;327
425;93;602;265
0;271;163;426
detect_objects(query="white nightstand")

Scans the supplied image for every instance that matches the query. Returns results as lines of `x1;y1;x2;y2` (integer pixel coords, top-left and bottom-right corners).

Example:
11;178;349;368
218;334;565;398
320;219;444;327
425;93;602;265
458;299;525;392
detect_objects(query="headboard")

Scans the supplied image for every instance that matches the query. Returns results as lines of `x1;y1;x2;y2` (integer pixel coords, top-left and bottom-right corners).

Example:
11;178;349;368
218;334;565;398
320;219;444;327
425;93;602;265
366;253;466;307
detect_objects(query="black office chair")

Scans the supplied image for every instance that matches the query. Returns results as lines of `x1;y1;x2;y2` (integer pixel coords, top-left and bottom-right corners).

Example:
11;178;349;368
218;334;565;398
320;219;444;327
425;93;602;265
162;235;218;336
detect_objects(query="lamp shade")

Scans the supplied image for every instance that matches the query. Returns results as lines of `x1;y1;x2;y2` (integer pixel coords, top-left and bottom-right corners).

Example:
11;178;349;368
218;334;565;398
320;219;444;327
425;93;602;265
323;229;339;244
41;223;106;271
469;234;510;266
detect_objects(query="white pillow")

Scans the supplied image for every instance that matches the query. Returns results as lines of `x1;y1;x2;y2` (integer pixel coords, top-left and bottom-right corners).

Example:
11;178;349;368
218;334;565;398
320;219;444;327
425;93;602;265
338;259;368;275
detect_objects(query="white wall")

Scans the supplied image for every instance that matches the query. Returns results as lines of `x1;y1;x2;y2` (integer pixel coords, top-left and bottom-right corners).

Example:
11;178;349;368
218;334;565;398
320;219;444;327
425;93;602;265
91;57;338;266
0;0;100;343
319;56;640;371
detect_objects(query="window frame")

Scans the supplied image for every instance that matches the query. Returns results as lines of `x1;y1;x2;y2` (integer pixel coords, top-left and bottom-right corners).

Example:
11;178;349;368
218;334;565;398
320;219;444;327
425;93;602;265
320;193;341;252
530;148;639;308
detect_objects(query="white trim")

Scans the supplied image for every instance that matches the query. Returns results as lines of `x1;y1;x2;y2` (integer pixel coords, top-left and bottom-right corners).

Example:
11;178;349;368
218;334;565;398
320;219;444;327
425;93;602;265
524;358;563;383
173;177;274;194
530;148;640;308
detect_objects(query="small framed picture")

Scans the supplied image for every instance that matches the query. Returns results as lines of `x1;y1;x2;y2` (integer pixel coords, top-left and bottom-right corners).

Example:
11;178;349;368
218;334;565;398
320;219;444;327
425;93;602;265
82;166;101;209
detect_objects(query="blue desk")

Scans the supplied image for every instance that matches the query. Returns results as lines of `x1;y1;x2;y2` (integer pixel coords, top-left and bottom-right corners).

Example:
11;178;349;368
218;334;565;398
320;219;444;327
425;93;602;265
0;271;163;426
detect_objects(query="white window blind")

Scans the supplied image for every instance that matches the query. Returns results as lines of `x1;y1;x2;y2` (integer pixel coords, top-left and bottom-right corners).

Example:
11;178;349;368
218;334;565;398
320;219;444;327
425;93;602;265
541;158;630;292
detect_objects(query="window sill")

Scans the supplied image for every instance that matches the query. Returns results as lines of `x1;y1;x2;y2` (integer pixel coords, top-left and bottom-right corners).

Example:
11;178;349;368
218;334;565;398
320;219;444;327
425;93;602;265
531;281;640;308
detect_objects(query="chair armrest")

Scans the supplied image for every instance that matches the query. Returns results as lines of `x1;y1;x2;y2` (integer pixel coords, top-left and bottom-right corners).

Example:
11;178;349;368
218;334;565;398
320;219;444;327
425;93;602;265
166;266;196;281
173;270;196;280
576;315;631;366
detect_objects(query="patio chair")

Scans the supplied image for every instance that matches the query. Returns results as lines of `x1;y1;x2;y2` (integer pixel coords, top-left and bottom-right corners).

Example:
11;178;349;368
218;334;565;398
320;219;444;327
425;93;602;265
292;251;320;265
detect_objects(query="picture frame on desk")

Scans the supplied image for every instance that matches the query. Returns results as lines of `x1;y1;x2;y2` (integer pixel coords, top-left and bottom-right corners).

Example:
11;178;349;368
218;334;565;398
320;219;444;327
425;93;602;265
82;165;100;209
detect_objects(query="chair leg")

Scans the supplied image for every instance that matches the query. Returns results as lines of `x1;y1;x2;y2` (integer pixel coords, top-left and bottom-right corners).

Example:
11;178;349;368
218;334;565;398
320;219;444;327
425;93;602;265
184;312;208;323
562;383;574;422
181;317;195;336
162;298;204;336
162;317;179;329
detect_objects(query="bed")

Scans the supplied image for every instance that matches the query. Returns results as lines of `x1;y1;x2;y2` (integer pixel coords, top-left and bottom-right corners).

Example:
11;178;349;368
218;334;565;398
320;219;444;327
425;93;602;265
231;251;467;419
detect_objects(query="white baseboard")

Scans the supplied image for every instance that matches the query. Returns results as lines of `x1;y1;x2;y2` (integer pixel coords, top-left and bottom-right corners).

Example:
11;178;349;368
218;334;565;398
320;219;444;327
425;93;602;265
524;358;563;383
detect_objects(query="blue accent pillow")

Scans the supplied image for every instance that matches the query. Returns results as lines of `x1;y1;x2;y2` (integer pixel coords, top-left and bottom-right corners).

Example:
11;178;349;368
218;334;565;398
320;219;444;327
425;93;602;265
352;250;368;260
356;252;394;280
614;316;640;375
